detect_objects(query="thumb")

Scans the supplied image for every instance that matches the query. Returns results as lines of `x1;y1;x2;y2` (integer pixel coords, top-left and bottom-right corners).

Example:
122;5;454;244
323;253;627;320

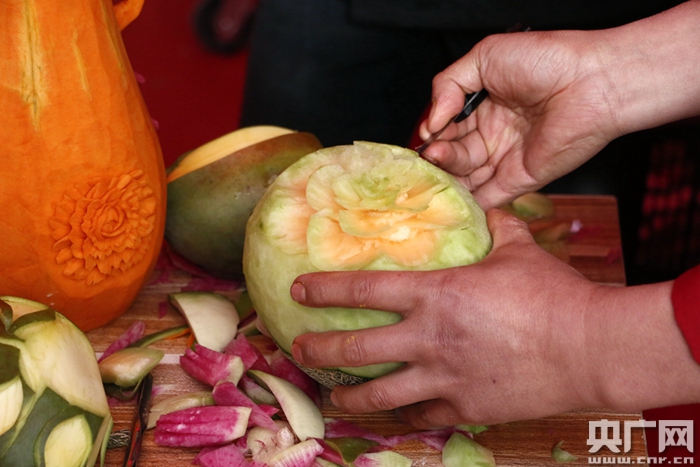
427;51;484;133
485;208;534;249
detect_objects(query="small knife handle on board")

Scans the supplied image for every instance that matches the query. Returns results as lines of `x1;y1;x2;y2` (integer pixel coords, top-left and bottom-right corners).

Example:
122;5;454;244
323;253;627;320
123;373;154;467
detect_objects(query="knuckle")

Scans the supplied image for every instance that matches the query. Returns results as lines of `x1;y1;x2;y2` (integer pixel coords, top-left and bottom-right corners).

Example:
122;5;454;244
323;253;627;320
425;273;459;310
362;382;397;412
401;401;477;430
431;71;448;90
298;336;323;367
350;276;375;308
419;275;467;353
398;403;439;430
338;334;366;366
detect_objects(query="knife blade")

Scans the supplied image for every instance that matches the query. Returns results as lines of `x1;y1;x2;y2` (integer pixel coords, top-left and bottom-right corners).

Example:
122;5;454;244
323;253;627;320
415;89;489;154
123;373;154;467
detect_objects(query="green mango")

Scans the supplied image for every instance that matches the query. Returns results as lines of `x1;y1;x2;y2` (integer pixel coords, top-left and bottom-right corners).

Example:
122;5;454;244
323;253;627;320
165;126;323;280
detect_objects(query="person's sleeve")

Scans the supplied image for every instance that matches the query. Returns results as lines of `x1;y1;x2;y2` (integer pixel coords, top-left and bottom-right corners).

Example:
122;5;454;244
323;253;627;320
671;264;700;364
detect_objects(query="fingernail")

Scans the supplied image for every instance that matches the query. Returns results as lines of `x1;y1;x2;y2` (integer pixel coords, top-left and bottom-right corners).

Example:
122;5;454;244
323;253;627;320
291;342;304;364
422;152;437;165
290;281;306;303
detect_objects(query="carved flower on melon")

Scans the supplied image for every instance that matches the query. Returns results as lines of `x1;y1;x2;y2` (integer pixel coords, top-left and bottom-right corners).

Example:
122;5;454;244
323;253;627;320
49;169;157;285
243;142;493;385
266;148;474;270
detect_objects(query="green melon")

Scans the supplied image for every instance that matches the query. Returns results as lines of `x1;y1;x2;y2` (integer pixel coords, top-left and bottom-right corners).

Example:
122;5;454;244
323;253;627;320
243;142;492;387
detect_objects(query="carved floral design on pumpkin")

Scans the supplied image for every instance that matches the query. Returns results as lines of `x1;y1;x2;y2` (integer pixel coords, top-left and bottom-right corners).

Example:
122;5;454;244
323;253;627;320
49;170;157;285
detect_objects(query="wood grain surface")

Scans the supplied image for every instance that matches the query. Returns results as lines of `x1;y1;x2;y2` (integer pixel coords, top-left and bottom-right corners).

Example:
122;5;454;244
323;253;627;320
88;195;644;466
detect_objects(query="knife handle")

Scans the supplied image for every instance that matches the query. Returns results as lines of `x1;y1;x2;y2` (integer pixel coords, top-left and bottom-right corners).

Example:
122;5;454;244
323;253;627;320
454;90;489;123
123;373;154;467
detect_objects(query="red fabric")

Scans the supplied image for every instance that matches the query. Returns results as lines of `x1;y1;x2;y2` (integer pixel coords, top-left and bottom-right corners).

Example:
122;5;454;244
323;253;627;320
644;268;700;462
671;264;700;363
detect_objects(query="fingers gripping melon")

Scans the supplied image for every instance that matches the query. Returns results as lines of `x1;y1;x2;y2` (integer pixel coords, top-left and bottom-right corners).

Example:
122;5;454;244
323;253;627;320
243;142;492;387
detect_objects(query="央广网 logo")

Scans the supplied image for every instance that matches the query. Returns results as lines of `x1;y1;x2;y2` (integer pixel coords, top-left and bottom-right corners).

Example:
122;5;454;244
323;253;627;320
587;419;694;465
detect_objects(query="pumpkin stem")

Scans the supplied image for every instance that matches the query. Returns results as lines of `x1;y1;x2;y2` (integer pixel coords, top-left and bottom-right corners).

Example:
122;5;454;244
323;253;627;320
113;0;146;30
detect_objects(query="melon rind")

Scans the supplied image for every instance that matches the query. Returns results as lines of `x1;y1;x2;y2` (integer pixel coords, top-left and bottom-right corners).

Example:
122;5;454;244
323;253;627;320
243;142;492;387
281;349;369;388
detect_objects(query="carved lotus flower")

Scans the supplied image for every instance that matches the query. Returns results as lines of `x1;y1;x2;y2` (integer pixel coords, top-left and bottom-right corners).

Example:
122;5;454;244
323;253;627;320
266;148;470;270
49;170;157;285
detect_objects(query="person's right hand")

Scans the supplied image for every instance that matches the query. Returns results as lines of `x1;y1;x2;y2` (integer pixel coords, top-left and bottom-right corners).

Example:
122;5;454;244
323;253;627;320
419;29;621;210
419;1;700;210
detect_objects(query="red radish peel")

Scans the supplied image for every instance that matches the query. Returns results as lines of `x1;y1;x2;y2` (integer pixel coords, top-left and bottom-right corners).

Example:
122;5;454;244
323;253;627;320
180;344;244;386
213;381;279;430
155;406;251;447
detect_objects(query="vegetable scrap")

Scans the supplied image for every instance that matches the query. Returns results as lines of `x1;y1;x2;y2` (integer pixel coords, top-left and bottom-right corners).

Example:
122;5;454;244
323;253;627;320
131;291;498;467
98;320;146;362
552;441;578;463
99;290;587;467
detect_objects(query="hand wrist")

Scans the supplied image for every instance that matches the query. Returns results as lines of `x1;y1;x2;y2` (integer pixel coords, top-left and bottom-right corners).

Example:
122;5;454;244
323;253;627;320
594;0;700;136
584;281;700;412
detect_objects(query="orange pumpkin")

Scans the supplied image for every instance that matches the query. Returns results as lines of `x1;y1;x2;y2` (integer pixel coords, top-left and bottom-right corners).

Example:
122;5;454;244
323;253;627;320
0;0;166;331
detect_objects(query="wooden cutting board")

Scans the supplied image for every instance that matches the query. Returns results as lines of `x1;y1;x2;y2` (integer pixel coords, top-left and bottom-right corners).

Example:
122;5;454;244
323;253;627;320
88;194;644;466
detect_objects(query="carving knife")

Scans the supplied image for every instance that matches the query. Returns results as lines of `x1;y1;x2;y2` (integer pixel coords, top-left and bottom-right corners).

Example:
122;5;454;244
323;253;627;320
415;89;489;154
415;24;529;155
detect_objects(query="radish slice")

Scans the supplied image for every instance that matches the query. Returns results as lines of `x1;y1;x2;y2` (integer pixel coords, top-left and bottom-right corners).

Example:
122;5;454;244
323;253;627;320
169;292;240;352
269;350;321;407
180;344;244;386
324;418;388;445
415;428;455;451
154;406;251;447
384;426;457;451
224;334;269;371
147;391;215;429
268;438;324;467
236;313;261;336
193;442;266;467
212;381;278;430
247;425;296;463
314;439;346;466
98;320;146;362
258;404;279;417
248;370;324;441
239;375;278;405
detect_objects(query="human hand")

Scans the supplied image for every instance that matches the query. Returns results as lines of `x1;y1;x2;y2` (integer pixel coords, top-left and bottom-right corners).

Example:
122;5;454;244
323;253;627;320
418;30;621;210
419;1;700;211
289;209;603;427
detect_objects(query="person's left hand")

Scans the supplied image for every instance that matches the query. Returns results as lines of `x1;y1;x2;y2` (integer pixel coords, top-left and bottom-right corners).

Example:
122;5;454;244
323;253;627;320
289;209;601;427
